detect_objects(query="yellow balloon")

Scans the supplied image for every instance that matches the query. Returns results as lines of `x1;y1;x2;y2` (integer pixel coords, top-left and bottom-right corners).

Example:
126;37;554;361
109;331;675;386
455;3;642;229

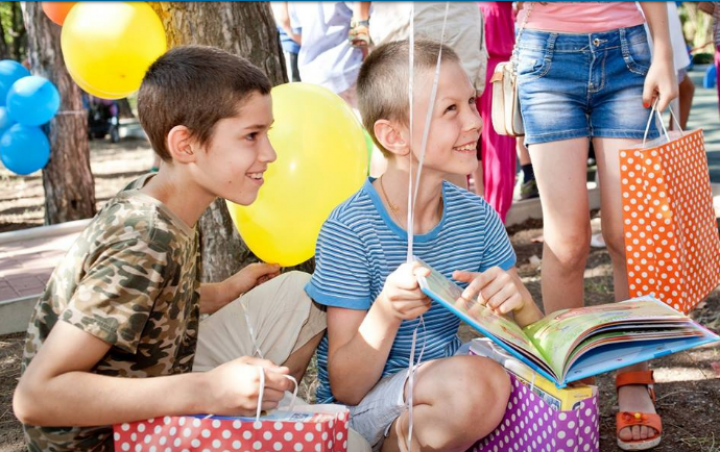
61;2;166;99
228;83;368;267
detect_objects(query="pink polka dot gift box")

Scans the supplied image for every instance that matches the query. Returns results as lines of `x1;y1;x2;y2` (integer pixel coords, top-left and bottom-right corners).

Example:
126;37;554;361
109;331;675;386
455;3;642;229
113;405;350;452
620;128;720;314
469;373;599;452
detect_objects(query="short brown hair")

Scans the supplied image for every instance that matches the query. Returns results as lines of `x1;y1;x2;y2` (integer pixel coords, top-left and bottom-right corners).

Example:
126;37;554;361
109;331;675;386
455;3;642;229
138;45;271;161
357;40;460;157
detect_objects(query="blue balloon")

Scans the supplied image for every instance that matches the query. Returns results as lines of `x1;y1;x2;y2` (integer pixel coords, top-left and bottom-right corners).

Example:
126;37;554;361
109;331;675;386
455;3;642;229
0;60;30;107
6;76;61;126
0;107;14;136
0;124;50;175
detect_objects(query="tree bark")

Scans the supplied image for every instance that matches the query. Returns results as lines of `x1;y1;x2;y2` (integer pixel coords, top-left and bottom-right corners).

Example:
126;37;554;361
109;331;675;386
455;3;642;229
22;2;96;225
150;2;289;283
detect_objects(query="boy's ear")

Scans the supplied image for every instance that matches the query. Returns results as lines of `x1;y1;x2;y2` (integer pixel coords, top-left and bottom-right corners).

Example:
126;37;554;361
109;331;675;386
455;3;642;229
166;125;197;163
374;119;410;157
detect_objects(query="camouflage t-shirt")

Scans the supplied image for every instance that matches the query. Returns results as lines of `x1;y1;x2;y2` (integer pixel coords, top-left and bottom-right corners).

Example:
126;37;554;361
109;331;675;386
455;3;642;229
21;174;201;452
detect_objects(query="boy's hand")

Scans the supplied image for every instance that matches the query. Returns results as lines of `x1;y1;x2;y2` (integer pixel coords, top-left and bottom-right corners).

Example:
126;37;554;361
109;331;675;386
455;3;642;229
453;267;524;316
227;263;281;298
204;356;292;417
377;262;432;322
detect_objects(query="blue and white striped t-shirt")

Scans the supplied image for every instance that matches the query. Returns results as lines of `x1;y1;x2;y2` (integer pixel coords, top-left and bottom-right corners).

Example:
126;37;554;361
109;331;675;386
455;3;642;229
305;178;516;404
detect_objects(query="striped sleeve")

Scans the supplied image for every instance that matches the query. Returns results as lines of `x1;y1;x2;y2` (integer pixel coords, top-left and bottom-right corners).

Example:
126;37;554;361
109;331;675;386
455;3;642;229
305;218;371;310
479;202;516;272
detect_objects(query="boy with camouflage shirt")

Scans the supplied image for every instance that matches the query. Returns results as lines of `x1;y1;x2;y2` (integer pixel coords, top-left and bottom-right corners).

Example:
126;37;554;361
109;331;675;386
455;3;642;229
13;46;328;451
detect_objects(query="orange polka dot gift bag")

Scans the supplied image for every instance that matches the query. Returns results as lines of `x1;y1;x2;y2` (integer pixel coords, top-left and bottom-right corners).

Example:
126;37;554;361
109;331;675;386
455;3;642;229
113;370;351;452
620;105;720;313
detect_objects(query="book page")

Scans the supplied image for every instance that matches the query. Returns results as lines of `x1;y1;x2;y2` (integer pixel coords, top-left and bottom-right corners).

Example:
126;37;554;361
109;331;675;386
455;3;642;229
415;258;544;363
523;298;691;375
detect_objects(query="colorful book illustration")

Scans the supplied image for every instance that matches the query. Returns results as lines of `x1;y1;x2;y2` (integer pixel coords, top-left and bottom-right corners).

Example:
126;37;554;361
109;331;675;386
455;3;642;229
468;338;595;411
414;257;720;388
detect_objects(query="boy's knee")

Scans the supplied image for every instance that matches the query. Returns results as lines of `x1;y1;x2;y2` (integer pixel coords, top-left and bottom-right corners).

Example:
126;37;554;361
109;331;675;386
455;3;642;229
439;356;510;434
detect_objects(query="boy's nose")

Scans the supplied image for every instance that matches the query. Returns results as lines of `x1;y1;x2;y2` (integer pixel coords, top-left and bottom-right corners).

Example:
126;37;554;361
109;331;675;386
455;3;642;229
261;142;277;163
464;110;483;133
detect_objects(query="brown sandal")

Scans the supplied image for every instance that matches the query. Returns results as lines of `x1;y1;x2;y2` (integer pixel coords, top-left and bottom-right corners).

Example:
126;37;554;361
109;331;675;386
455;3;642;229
615;370;662;451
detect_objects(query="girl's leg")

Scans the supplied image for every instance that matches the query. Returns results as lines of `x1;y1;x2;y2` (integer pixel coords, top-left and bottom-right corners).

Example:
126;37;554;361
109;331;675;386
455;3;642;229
527;138;591;314
593;137;658;443
382;356;510;452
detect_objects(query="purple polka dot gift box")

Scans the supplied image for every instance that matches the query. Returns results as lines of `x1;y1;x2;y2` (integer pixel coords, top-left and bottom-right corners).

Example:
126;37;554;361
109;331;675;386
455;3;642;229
469;374;599;452
113;405;350;452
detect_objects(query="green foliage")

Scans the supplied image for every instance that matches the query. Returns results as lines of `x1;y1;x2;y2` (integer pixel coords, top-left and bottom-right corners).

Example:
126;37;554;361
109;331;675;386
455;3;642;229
0;1;26;61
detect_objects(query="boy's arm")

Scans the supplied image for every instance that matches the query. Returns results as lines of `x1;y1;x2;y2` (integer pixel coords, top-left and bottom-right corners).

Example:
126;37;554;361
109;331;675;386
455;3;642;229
14;321;291;426
199;263;280;314
325;263;431;405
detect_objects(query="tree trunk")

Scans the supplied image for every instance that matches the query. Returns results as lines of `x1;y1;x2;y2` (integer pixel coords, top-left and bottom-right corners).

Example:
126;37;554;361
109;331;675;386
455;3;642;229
10;2;27;61
22;2;96;225
150;2;288;283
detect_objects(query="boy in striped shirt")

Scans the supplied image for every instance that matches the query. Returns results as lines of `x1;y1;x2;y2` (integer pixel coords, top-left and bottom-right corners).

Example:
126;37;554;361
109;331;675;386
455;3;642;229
305;40;543;451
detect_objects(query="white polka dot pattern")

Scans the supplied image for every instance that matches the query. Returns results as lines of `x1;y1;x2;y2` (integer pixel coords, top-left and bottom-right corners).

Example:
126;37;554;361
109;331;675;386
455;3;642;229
620;130;720;313
470;375;599;452
113;410;350;452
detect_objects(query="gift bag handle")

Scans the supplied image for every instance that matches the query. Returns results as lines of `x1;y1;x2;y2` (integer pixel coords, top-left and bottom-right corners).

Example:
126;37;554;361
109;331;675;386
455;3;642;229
255;366;299;421
642;99;684;148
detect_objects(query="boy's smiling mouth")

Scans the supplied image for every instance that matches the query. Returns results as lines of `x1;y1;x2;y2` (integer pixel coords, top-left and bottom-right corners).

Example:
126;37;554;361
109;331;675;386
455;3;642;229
452;142;477;154
247;171;265;183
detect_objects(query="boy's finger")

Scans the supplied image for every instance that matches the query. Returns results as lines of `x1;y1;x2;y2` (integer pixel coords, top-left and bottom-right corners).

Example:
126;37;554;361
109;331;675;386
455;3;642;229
263;372;294;392
460;269;495;301
412;266;430;278
485;285;517;310
258;387;286;403
452;270;475;283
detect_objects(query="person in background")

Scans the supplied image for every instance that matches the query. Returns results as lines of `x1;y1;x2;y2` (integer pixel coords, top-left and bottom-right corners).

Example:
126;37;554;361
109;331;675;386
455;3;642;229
289;2;364;108
699;1;720;123
271;1;302;83
474;2;518;220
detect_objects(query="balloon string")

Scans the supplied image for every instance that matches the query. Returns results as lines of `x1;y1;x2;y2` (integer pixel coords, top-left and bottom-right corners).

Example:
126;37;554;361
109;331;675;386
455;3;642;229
56;110;86;115
404;4;449;452
406;2;415;264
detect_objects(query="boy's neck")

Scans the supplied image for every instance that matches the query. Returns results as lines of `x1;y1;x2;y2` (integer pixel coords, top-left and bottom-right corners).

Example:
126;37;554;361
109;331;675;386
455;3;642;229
140;166;216;228
377;165;445;234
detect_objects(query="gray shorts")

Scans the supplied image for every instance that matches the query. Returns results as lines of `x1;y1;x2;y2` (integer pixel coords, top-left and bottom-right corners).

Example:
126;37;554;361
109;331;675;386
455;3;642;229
348;366;418;452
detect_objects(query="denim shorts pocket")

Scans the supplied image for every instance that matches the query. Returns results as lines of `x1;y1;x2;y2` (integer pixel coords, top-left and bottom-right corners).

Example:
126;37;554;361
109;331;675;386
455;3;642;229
622;30;652;76
516;47;551;81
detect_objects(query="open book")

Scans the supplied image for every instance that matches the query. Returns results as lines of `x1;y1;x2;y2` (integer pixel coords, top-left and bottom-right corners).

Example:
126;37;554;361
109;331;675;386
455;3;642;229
415;257;720;388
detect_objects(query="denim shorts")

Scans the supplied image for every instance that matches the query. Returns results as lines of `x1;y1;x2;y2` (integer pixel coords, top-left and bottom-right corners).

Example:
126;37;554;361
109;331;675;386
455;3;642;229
517;24;659;145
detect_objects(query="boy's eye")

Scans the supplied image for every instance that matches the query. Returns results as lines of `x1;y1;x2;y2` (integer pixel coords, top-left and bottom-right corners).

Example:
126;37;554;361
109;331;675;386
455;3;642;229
245;132;258;141
468;97;477;105
445;104;457;113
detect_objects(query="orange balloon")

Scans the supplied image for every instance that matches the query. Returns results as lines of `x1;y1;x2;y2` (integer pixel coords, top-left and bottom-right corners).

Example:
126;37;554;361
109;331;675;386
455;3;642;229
42;2;77;26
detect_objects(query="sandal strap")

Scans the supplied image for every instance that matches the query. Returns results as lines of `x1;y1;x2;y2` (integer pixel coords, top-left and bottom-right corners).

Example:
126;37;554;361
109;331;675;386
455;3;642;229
616;411;663;437
616;370;656;401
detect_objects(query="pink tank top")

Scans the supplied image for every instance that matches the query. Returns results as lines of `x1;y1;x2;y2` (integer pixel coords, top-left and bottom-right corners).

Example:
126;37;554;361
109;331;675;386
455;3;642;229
518;2;645;33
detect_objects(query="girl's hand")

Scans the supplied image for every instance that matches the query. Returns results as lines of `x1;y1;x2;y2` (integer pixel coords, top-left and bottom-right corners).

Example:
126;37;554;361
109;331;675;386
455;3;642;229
642;53;678;112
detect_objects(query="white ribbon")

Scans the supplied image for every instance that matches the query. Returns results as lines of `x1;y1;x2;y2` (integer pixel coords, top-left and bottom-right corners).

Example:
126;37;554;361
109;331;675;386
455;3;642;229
404;3;450;450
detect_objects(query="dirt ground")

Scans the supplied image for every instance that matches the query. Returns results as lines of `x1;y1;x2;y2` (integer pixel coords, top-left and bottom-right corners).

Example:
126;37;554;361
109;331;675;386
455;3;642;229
1;138;719;452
